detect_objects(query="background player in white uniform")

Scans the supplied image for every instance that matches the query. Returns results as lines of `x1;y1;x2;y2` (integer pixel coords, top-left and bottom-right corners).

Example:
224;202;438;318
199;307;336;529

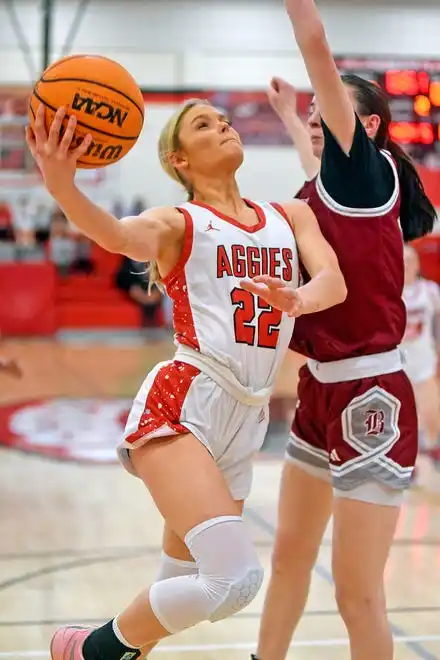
26;99;346;660
402;245;440;457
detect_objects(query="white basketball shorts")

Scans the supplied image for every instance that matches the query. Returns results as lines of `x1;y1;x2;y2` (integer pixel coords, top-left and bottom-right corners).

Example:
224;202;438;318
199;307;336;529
118;360;269;500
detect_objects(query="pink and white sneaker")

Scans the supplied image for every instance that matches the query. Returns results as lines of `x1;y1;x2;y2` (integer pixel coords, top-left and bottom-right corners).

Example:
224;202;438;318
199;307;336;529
50;626;93;660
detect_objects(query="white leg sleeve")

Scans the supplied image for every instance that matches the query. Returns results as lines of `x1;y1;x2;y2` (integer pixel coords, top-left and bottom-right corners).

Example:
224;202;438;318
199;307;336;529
149;515;263;635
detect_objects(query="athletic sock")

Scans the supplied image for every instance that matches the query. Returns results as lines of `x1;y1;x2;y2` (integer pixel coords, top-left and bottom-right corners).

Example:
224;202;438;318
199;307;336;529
82;619;141;660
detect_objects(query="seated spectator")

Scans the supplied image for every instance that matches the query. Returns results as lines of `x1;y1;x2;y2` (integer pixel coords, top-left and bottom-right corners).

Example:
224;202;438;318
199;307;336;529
112;199;125;219
47;208;77;275
34;202;53;243
11;195;38;250
0;201;14;241
71;234;94;275
129;197;147;216
115;256;162;326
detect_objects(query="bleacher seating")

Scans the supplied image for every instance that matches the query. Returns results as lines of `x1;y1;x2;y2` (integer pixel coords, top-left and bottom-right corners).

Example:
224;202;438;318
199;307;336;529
0;241;163;336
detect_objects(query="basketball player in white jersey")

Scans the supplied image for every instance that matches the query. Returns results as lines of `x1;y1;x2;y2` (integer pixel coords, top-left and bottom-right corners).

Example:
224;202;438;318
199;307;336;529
402;245;440;457
26;100;346;660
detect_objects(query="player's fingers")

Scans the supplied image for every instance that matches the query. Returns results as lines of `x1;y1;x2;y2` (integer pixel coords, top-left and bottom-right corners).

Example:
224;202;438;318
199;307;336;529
58;114;78;157
253;275;285;289
239;279;271;298
33;104;49;149
70;133;93;161
46;106;67;155
287;290;304;317
25;126;38;158
270;77;281;92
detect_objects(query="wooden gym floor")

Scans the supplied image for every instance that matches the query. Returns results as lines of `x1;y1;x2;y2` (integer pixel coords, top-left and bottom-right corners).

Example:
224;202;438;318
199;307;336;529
0;337;440;659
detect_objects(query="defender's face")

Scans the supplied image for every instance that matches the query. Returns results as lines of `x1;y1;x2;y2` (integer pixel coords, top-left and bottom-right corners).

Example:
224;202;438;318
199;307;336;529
307;98;324;159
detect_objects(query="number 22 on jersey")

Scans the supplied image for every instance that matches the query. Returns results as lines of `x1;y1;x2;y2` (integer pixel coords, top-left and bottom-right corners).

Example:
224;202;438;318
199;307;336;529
231;287;282;349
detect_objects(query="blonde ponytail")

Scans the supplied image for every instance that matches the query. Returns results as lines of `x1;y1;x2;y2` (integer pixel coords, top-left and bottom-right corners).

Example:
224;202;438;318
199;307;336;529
148;98;209;290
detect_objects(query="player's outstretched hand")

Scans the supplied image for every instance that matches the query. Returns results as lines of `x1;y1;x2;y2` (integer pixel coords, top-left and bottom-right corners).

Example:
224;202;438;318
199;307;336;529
240;275;304;318
26;105;92;196
268;77;299;120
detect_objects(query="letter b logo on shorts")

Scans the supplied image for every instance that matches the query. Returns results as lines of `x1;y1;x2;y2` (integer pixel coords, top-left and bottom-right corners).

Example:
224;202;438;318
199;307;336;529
364;409;385;436
336;385;411;491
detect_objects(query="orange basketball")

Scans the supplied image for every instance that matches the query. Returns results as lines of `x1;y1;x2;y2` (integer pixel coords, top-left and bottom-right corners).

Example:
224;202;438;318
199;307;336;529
28;54;144;169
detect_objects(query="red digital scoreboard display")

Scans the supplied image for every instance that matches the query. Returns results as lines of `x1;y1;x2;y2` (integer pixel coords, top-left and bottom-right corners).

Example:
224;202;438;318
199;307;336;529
336;58;440;164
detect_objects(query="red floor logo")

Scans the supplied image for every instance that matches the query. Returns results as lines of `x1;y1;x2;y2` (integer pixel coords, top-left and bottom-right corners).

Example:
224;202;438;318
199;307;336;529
0;398;132;464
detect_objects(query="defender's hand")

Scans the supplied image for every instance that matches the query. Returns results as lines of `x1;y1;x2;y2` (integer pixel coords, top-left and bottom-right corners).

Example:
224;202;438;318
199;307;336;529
268;77;299;119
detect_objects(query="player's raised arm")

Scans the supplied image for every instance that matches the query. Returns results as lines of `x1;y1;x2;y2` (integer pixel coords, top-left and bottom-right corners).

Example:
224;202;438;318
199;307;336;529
26;104;185;263
285;0;355;154
268;77;320;180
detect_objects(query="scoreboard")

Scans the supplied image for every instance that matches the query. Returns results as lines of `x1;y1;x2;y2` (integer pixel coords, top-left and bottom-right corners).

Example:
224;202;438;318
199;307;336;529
336;57;440;164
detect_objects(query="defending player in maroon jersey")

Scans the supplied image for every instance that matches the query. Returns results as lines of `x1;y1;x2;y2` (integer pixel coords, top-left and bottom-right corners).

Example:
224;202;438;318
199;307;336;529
292;126;405;361
249;2;437;660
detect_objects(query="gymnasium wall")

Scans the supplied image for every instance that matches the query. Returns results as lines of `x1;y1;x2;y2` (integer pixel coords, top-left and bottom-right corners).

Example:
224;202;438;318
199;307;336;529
1;0;440;204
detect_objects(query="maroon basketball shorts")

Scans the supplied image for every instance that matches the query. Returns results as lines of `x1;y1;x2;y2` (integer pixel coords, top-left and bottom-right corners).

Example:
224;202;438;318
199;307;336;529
287;349;418;506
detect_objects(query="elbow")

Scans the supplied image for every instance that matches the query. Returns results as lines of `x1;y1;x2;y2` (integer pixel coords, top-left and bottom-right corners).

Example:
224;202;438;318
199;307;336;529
335;273;348;305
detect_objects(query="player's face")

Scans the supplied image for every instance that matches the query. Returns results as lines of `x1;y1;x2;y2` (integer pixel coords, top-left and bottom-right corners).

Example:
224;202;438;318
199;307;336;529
403;247;419;284
174;104;244;181
307;98;324;159
307;87;380;158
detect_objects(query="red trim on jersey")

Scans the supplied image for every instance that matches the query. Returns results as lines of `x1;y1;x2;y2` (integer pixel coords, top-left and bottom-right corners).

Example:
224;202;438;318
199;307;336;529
271;202;308;285
167;268;200;351
270;202;295;236
125;361;201;445
189;199;266;233
162;207;200;352
162;207;194;286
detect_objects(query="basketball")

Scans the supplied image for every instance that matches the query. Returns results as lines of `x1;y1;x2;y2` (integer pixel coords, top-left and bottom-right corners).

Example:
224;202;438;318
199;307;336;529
28;54;144;169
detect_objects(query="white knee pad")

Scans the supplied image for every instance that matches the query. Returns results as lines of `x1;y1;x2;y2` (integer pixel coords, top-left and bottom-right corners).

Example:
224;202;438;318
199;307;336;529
149;516;263;634
155;552;198;581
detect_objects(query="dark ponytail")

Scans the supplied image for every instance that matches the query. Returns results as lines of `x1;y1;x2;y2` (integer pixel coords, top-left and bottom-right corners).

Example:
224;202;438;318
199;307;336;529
341;74;437;242
386;140;436;241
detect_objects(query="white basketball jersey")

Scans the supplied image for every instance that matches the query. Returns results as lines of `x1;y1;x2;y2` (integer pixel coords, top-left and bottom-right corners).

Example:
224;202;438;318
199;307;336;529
164;200;299;390
402;278;440;378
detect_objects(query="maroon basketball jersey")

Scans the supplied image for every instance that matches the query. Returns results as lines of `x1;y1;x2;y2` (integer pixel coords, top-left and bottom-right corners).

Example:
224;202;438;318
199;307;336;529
291;153;406;361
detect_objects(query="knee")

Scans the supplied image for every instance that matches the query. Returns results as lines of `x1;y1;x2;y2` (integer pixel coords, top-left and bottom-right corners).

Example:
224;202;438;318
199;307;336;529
270;532;319;579
207;551;264;622
335;584;384;626
149;517;263;634
184;515;264;623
